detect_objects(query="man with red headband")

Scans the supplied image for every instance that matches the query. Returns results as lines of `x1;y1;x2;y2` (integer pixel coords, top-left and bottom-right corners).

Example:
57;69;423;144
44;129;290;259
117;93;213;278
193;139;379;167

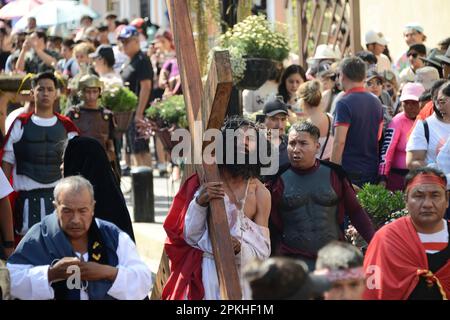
363;167;450;300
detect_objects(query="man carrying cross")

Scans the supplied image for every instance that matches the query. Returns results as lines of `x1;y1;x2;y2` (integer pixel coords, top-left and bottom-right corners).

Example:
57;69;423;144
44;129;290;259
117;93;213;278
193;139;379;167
162;117;271;300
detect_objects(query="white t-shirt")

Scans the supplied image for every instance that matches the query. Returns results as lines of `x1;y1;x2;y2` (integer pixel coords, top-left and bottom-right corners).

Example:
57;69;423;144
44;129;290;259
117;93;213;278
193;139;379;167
2;115;78;191
100;71;124;89
376;54;393;73
406;113;450;165
0;169;13;199
242;81;278;115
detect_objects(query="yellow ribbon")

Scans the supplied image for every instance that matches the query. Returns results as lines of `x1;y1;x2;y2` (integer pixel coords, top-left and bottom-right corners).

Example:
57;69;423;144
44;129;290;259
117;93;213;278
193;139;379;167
417;269;448;300
13;73;34;103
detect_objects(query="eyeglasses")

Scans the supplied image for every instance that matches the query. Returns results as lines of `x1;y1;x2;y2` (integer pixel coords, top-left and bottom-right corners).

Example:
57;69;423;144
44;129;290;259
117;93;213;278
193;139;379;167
407;52;419;59
438;97;449;105
366;80;383;87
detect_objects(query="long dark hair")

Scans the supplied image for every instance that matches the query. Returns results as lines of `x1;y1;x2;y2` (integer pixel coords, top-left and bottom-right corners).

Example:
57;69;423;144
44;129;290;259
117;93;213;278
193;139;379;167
277;64;306;103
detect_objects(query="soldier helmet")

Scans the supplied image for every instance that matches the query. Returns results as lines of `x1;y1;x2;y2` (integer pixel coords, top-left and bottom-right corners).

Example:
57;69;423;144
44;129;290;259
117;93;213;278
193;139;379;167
78;74;103;92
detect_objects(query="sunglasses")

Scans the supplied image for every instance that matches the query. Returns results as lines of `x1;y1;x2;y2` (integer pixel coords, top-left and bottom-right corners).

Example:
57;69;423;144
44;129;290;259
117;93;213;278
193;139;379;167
407;52;419;59
366;80;383;87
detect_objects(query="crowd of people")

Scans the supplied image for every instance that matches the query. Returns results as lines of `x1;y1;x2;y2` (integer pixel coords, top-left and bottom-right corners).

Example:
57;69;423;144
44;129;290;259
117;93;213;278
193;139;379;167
0;12;449;301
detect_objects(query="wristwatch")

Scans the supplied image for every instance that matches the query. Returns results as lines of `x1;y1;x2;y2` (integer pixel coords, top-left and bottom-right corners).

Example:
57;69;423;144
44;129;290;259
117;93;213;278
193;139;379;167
2;241;14;248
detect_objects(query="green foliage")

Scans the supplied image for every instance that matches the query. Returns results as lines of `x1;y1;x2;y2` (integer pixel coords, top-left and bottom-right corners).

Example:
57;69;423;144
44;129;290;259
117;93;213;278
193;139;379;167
145;95;188;129
101;85;138;112
357;183;407;228
219;15;290;62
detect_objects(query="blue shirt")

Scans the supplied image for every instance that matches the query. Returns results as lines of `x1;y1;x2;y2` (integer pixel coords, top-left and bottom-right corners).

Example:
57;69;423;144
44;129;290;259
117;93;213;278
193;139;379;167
334;88;383;174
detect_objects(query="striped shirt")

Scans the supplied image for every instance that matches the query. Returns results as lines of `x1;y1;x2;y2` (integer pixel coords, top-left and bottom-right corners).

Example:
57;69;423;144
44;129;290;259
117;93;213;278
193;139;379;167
418;220;449;254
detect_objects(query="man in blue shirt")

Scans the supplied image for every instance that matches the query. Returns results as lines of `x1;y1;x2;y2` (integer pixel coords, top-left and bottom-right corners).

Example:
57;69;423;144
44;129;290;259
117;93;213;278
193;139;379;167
331;57;384;187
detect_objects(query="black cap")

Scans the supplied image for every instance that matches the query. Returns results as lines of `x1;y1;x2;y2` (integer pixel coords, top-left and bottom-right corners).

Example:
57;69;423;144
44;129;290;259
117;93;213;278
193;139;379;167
96;23;108;32
244;257;331;300
263;99;289;117
89;45;115;65
407;44;427;57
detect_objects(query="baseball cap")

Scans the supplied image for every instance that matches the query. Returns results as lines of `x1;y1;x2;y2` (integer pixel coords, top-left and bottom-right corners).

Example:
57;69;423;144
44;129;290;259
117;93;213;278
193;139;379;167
400;82;426;102
263;99;289;117
89;45;115;65
244;257;331;300
366;70;384;83
365;30;389;46
415;67;440;91
404;23;424;34
117;25;139;40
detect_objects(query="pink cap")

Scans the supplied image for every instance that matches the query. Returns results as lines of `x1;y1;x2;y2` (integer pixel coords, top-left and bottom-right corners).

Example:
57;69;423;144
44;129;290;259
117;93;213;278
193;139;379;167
400;83;425;102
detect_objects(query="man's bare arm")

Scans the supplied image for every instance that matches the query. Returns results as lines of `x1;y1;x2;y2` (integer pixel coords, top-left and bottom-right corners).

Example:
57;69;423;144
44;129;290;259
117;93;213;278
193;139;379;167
406;150;427;170
330;125;349;165
254;181;271;228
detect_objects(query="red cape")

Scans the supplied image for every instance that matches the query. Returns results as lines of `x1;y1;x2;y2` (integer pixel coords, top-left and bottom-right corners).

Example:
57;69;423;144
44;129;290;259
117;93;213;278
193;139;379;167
363;216;450;300
161;173;204;300
0;112;79;244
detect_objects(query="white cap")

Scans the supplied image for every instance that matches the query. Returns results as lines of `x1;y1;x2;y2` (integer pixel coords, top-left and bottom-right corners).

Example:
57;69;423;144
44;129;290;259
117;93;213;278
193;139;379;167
306;44;340;65
365;30;389;46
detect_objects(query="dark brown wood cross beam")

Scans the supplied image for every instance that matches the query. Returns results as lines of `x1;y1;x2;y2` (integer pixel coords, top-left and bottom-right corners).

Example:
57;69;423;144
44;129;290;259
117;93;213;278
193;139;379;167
152;0;242;300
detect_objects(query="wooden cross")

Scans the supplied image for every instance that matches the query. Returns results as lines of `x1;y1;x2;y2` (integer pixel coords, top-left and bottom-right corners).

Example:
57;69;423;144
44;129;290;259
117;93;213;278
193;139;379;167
152;0;242;300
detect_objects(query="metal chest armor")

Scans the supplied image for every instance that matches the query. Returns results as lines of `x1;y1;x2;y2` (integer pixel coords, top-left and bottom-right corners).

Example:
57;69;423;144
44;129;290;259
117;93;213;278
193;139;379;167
68;106;112;152
13;119;67;184
279;165;340;254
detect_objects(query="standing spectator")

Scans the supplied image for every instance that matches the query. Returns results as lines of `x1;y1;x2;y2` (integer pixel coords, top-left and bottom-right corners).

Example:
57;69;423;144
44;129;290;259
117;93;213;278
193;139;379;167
56;38;77;78
15;29;60;74
104;12;118;45
415;66;440;91
396;24;427;73
1;72;79;237
278;64;307;108
298;80;334;160
243;66;280;115
25;17;36;34
379;83;425;191
331;57;384;187
262;99;290;174
74;15;94;42
96;23;110;46
436;47;450;79
365;70;394;119
364;30;392;73
406;81;450;171
118;26;153;167
399;44;427;86
4;31;26;73
381;70;400;106
91;45;123;87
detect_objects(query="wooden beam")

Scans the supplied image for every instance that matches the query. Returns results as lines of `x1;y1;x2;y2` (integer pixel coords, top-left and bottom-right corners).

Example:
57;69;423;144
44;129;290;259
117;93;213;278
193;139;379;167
349;0;362;55
165;0;242;300
313;0;330;54
166;0;203;127
201;50;241;300
297;0;306;67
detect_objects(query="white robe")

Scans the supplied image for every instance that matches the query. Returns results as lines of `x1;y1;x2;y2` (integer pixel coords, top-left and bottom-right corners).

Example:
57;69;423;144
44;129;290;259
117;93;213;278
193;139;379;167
184;189;271;300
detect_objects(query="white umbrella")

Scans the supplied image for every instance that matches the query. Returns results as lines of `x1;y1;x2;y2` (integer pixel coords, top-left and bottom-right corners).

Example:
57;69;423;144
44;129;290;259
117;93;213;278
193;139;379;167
13;0;99;31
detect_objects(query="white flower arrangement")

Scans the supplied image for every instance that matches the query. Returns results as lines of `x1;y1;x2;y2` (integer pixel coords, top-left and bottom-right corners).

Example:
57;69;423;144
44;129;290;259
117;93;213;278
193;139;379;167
215;14;289;84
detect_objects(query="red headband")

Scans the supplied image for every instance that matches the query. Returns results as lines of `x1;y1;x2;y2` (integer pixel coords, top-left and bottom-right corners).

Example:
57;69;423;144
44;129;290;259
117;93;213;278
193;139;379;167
406;173;446;192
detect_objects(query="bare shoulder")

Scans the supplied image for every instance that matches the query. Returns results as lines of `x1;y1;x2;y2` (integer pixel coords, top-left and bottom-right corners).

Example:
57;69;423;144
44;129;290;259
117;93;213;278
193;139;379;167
253;178;270;201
